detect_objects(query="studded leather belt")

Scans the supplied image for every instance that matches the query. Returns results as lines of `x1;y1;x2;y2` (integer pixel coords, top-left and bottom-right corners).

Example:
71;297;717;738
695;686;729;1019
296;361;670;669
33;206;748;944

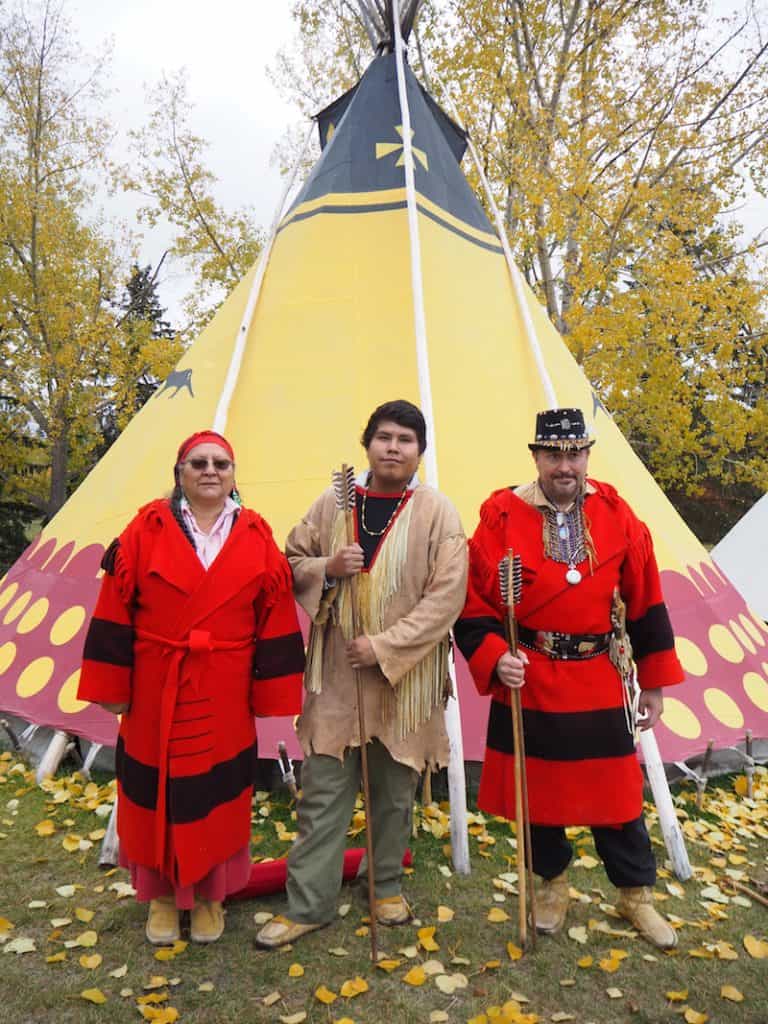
517;626;611;660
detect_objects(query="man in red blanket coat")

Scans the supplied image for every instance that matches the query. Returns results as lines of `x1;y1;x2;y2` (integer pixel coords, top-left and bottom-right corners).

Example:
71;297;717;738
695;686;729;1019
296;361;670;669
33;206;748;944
455;409;684;949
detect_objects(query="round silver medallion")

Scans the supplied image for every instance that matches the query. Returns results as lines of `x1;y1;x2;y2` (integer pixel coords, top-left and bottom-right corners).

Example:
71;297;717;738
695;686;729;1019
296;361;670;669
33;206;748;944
565;567;582;585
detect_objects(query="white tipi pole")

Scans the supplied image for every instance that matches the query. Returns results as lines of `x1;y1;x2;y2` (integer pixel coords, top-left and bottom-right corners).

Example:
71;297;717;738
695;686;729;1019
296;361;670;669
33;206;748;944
213;122;315;434
391;0;471;876
434;73;691;882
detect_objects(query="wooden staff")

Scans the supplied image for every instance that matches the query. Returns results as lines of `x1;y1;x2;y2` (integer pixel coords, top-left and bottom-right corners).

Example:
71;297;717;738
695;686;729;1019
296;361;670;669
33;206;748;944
334;463;378;963
499;550;536;949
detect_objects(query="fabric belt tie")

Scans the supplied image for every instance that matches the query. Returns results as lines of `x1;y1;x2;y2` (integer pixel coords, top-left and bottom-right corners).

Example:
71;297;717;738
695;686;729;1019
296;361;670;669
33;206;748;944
517;625;611;661
134;628;253;875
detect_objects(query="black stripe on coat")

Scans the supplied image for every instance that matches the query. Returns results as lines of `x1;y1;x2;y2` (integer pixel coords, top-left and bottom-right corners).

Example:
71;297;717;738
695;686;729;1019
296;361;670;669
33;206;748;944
116;736;258;824
627;602;675;659
486;699;636;762
454;616;506;661
83;618;134;667
252;632;306;679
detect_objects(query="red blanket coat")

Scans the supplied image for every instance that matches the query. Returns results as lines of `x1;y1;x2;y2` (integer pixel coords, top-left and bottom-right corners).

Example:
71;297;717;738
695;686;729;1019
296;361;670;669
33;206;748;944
455;482;684;826
77;500;305;886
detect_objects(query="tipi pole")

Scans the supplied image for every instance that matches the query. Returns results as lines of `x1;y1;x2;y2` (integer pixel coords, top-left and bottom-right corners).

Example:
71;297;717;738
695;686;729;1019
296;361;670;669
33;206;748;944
391;0;471;877
212;122;315;434
356;0;381;49
433;71;692;882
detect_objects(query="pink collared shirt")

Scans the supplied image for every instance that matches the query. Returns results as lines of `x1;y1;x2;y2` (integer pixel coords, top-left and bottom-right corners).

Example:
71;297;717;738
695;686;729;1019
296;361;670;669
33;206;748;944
180;496;238;569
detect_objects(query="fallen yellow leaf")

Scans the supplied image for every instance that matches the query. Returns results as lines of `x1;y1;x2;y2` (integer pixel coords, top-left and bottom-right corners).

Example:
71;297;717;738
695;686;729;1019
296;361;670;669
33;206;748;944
340;976;369;997
75;908;94;923
263;991;281;1006
430;1013;450;1023
599;957;621;973
418;925;440;951
315;985;337;1004
288;963;304;977
437;905;454;922
743;934;768;958
197;982;214;992
108;964;128;978
279;1014;307;1024
605;988;623;999
506;942;523;961
375;958;401;972
79;953;102;969
144;976;169;989
567;925;588;944
683;1010;708;1024
487;907;510;923
666;989;688;1002
74;930;98;948
46;952;67;963
80;988;107;1004
137;992;169;1005
403;965;427;986
35;820;56;836
720;985;744;1002
577;956;593;968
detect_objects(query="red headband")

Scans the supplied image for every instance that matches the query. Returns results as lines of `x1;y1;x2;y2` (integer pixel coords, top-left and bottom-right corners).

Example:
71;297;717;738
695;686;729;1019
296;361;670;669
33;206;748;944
176;431;235;464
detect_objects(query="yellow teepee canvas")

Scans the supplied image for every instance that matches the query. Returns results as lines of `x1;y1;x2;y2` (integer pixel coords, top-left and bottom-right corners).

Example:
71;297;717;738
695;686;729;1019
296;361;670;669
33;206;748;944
0;35;766;764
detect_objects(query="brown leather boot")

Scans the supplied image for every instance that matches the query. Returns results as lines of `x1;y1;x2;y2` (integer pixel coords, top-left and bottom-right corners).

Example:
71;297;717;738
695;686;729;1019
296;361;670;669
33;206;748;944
534;871;570;934
615;887;678;949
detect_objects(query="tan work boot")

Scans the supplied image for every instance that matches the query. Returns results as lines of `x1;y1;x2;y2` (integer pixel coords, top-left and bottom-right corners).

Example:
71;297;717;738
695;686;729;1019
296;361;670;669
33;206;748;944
534;871;570;934
190;900;225;943
615;887;678;949
254;914;325;949
375;895;411;925
145;896;180;945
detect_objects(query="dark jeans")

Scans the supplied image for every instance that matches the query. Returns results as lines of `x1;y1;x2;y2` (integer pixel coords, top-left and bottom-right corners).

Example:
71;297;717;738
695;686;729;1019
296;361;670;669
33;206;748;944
530;815;656;888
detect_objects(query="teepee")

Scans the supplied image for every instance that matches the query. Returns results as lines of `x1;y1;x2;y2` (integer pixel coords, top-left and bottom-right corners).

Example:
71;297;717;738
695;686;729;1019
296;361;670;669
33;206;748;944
1;0;766;797
712;493;768;622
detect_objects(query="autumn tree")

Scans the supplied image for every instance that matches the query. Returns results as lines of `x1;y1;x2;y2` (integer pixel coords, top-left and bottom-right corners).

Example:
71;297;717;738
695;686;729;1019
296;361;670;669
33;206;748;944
278;1;768;526
123;72;265;339
0;1;180;521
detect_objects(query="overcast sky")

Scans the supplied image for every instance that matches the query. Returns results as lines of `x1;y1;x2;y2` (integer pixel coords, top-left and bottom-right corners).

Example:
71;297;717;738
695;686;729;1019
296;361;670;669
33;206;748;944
71;1;304;313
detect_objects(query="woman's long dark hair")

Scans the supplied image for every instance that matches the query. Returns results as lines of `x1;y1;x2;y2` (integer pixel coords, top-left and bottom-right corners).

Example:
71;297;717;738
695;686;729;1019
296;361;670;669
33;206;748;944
170;481;197;550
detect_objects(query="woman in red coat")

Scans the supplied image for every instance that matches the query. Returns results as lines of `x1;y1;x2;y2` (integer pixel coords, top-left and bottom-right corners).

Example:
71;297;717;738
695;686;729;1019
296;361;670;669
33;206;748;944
78;431;305;944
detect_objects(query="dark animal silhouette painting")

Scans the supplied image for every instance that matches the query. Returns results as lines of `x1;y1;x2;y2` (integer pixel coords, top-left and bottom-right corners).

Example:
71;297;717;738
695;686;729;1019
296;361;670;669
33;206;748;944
156;368;194;398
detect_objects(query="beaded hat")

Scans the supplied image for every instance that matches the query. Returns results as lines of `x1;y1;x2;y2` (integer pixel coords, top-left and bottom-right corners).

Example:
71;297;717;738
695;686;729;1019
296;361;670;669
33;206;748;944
528;408;595;451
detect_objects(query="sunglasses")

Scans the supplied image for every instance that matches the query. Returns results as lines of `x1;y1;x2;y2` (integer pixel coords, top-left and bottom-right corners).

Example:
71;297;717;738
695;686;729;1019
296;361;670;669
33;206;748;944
184;457;233;471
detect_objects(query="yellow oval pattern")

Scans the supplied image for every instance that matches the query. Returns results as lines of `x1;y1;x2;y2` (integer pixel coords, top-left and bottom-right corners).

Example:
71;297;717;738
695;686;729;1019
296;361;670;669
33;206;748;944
15;657;55;698
674;637;708;677
661;698;702;740
3;591;32;626
0;642;17;675
708;624;745;664
49;606;87;647
57;670;89;714
16;598;50;636
0;581;19;611
743;672;768;712
703;688;744;729
739;614;765;648
729;619;755;655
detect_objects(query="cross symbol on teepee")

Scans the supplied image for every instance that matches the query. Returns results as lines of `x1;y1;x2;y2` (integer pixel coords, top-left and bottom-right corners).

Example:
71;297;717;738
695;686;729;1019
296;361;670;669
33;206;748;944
375;125;429;171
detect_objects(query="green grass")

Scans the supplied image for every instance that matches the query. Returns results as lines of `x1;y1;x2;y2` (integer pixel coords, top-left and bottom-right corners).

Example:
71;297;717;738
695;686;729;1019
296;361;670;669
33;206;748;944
1;752;767;1024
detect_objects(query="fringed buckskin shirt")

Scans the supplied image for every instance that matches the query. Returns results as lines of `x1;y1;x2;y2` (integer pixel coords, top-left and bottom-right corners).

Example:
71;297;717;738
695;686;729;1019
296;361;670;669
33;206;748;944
286;483;468;772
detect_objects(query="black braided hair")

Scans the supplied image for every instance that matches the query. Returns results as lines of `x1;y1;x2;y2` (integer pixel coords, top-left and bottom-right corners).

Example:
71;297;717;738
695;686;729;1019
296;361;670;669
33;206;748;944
170;482;197;550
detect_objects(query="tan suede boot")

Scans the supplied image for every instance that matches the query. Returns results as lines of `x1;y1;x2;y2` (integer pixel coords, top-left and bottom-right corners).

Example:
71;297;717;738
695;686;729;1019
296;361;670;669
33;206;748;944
190;900;225;943
615;887;678;949
375;895;411;925
534;871;570;934
145;896;180;945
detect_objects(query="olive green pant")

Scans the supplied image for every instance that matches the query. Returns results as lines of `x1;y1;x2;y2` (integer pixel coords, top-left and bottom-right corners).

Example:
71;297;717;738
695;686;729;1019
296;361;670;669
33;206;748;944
285;740;419;925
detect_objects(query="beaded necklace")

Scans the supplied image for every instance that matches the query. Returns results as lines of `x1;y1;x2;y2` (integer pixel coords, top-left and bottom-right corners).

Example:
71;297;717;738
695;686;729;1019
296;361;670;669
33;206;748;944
360;484;410;537
542;495;589;585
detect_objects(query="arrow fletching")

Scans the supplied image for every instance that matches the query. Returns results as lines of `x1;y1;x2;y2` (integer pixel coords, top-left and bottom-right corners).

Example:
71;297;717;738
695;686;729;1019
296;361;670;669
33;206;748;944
332;463;356;511
499;551;523;608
